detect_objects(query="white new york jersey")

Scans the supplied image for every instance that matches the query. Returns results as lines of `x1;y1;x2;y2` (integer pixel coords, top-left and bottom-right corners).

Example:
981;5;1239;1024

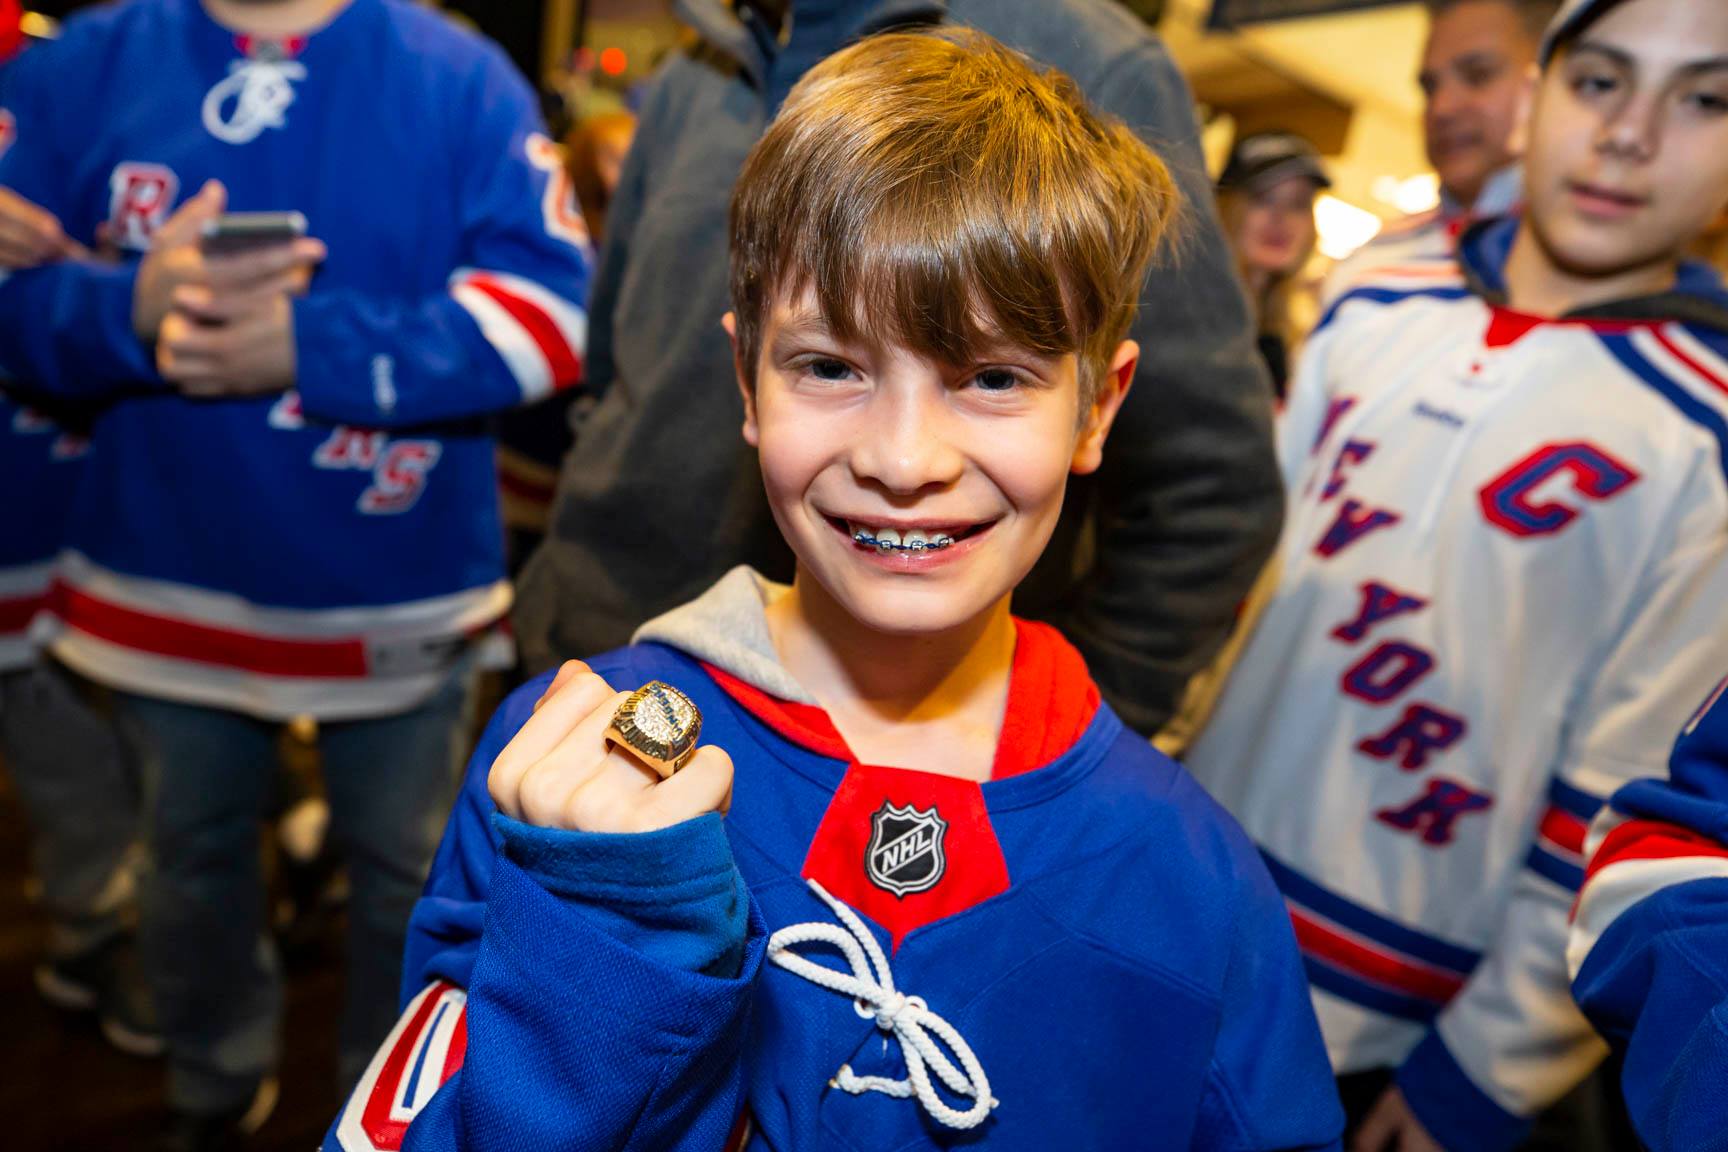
1185;219;1728;1146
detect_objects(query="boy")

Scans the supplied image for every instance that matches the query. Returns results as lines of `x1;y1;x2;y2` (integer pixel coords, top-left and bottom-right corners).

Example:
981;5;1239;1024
1184;0;1728;1147
326;28;1344;1152
1568;674;1728;1152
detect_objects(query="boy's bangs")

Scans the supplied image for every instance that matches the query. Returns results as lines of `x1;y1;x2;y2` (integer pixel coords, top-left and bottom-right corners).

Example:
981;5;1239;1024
783;172;1083;370
729;27;1180;396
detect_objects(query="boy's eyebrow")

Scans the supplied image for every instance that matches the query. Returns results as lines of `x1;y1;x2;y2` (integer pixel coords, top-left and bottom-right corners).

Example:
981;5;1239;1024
1569;41;1634;70
1571;39;1728;78
770;310;837;341
1678;57;1728;79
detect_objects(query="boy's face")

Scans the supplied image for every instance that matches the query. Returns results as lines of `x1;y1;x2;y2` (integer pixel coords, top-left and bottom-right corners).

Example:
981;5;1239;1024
1524;0;1728;278
730;290;1132;639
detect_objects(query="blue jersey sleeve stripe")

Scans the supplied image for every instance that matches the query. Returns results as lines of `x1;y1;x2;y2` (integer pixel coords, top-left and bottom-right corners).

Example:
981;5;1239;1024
399;1000;449;1113
1304;956;1444;1024
1548;777;1605;821
1260;850;1482;974
1525;844;1587;892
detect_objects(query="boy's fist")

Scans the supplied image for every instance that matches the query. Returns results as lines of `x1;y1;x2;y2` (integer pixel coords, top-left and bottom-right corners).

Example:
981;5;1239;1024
488;661;734;835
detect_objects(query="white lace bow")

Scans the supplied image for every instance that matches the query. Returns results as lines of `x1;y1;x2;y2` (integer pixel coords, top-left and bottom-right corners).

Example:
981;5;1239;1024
766;880;997;1130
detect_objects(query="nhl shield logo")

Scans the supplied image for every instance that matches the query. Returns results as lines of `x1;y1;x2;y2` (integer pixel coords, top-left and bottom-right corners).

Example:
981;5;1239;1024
866;801;948;898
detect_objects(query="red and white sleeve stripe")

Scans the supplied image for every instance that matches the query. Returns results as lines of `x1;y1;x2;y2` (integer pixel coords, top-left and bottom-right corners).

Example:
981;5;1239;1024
331;981;468;1152
450;267;587;402
1567;810;1728;978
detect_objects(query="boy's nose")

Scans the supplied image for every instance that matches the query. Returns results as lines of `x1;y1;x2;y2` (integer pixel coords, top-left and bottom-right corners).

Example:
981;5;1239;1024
848;390;965;496
1595;90;1660;163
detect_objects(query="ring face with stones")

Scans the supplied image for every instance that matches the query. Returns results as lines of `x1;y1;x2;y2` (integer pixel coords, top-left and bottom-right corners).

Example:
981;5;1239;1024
605;681;702;778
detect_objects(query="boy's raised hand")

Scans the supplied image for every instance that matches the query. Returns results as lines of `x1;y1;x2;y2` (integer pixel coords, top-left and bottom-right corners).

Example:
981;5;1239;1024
489;660;734;835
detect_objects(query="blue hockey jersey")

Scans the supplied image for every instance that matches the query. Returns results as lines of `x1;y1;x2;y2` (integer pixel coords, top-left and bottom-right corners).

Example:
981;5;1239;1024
325;570;1344;1151
1568;676;1728;1152
0;390;87;671
0;0;590;719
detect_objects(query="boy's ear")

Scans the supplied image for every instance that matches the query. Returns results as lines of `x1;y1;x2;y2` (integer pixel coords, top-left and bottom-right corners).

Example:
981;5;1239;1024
1507;63;1539;158
722;311;760;447
1072;340;1136;476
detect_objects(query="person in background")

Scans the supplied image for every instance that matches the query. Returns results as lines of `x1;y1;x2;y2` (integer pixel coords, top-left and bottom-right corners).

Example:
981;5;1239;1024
565;110;635;247
1568;676;1728;1152
1330;0;1559;289
511;0;1285;740
1216;131;1326;402
0;0;158;1063
0;0;591;1145
1184;0;1728;1146
495;110;637;572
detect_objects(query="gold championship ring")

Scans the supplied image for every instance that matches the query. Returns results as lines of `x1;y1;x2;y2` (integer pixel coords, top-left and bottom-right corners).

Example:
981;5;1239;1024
604;681;703;779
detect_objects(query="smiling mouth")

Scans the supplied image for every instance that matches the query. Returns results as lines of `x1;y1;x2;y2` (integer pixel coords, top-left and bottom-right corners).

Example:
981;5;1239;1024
1569;181;1647;211
826;516;994;554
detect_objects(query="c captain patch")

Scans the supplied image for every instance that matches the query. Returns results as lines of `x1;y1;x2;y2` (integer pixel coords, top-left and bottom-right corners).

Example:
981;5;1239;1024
867;801;948;898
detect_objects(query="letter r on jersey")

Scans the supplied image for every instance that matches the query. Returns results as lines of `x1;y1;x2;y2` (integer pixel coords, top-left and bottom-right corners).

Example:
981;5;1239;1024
1479;441;1639;538
107;163;179;252
1375;779;1493;847
1358;703;1467;771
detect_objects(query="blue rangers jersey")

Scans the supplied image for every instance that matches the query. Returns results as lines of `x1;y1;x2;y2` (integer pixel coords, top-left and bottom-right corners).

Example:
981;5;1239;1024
1568;676;1728;1152
0;0;590;719
324;570;1345;1152
1185;218;1728;1150
0;390;88;671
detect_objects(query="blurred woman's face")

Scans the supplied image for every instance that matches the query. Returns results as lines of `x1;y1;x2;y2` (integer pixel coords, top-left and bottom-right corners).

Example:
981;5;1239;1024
1232;176;1320;279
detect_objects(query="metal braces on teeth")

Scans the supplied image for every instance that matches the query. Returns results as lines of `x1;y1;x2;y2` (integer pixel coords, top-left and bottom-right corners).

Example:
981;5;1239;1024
852;530;957;553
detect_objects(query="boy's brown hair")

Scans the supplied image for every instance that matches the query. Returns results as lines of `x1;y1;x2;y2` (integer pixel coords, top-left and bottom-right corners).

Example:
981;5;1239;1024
728;27;1181;407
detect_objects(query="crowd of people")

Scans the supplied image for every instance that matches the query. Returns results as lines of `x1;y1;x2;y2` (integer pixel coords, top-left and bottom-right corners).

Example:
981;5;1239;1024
1;0;1726;1150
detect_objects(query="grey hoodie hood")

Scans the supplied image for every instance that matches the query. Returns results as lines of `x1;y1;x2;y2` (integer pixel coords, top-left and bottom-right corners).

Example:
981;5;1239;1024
632;566;815;704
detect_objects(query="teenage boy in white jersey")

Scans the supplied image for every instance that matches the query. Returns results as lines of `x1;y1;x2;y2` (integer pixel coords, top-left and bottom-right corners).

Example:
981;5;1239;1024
1186;0;1728;1147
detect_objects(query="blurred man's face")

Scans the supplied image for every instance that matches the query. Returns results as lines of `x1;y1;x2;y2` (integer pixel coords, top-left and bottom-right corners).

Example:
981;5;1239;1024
1420;0;1539;209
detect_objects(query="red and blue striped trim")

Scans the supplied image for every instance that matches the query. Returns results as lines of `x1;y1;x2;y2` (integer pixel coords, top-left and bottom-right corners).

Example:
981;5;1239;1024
1524;777;1602;893
1261;852;1481;1023
1598;330;1728;484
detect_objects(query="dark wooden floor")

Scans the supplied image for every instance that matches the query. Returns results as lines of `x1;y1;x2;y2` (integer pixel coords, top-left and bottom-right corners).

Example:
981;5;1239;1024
0;768;345;1152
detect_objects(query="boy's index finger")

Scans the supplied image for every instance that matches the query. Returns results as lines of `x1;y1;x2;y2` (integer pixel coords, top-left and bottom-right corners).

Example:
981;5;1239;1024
535;659;592;710
488;665;619;804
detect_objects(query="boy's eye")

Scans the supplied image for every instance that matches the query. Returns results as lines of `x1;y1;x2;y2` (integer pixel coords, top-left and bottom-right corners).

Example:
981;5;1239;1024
802;357;854;382
1570;71;1621;99
969;368;1022;393
1682;86;1728;115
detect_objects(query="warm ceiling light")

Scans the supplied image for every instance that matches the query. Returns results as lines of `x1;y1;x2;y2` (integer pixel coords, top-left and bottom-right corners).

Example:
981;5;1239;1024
1371;173;1442;216
1315;194;1384;261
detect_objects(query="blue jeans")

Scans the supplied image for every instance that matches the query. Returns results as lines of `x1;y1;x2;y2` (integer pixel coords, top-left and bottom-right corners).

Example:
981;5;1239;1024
0;659;140;956
114;664;473;1113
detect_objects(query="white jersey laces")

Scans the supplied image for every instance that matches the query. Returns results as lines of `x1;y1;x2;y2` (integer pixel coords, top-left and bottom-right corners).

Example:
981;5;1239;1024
765;879;997;1131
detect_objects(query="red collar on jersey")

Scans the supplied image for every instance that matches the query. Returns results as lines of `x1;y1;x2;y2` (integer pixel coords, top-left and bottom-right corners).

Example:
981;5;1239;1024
701;618;1099;949
699;617;1099;778
1484;305;1658;349
235;34;308;59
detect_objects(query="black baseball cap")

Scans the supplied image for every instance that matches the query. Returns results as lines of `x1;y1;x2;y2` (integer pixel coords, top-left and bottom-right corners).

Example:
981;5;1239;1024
1217;132;1331;194
1540;0;1631;66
